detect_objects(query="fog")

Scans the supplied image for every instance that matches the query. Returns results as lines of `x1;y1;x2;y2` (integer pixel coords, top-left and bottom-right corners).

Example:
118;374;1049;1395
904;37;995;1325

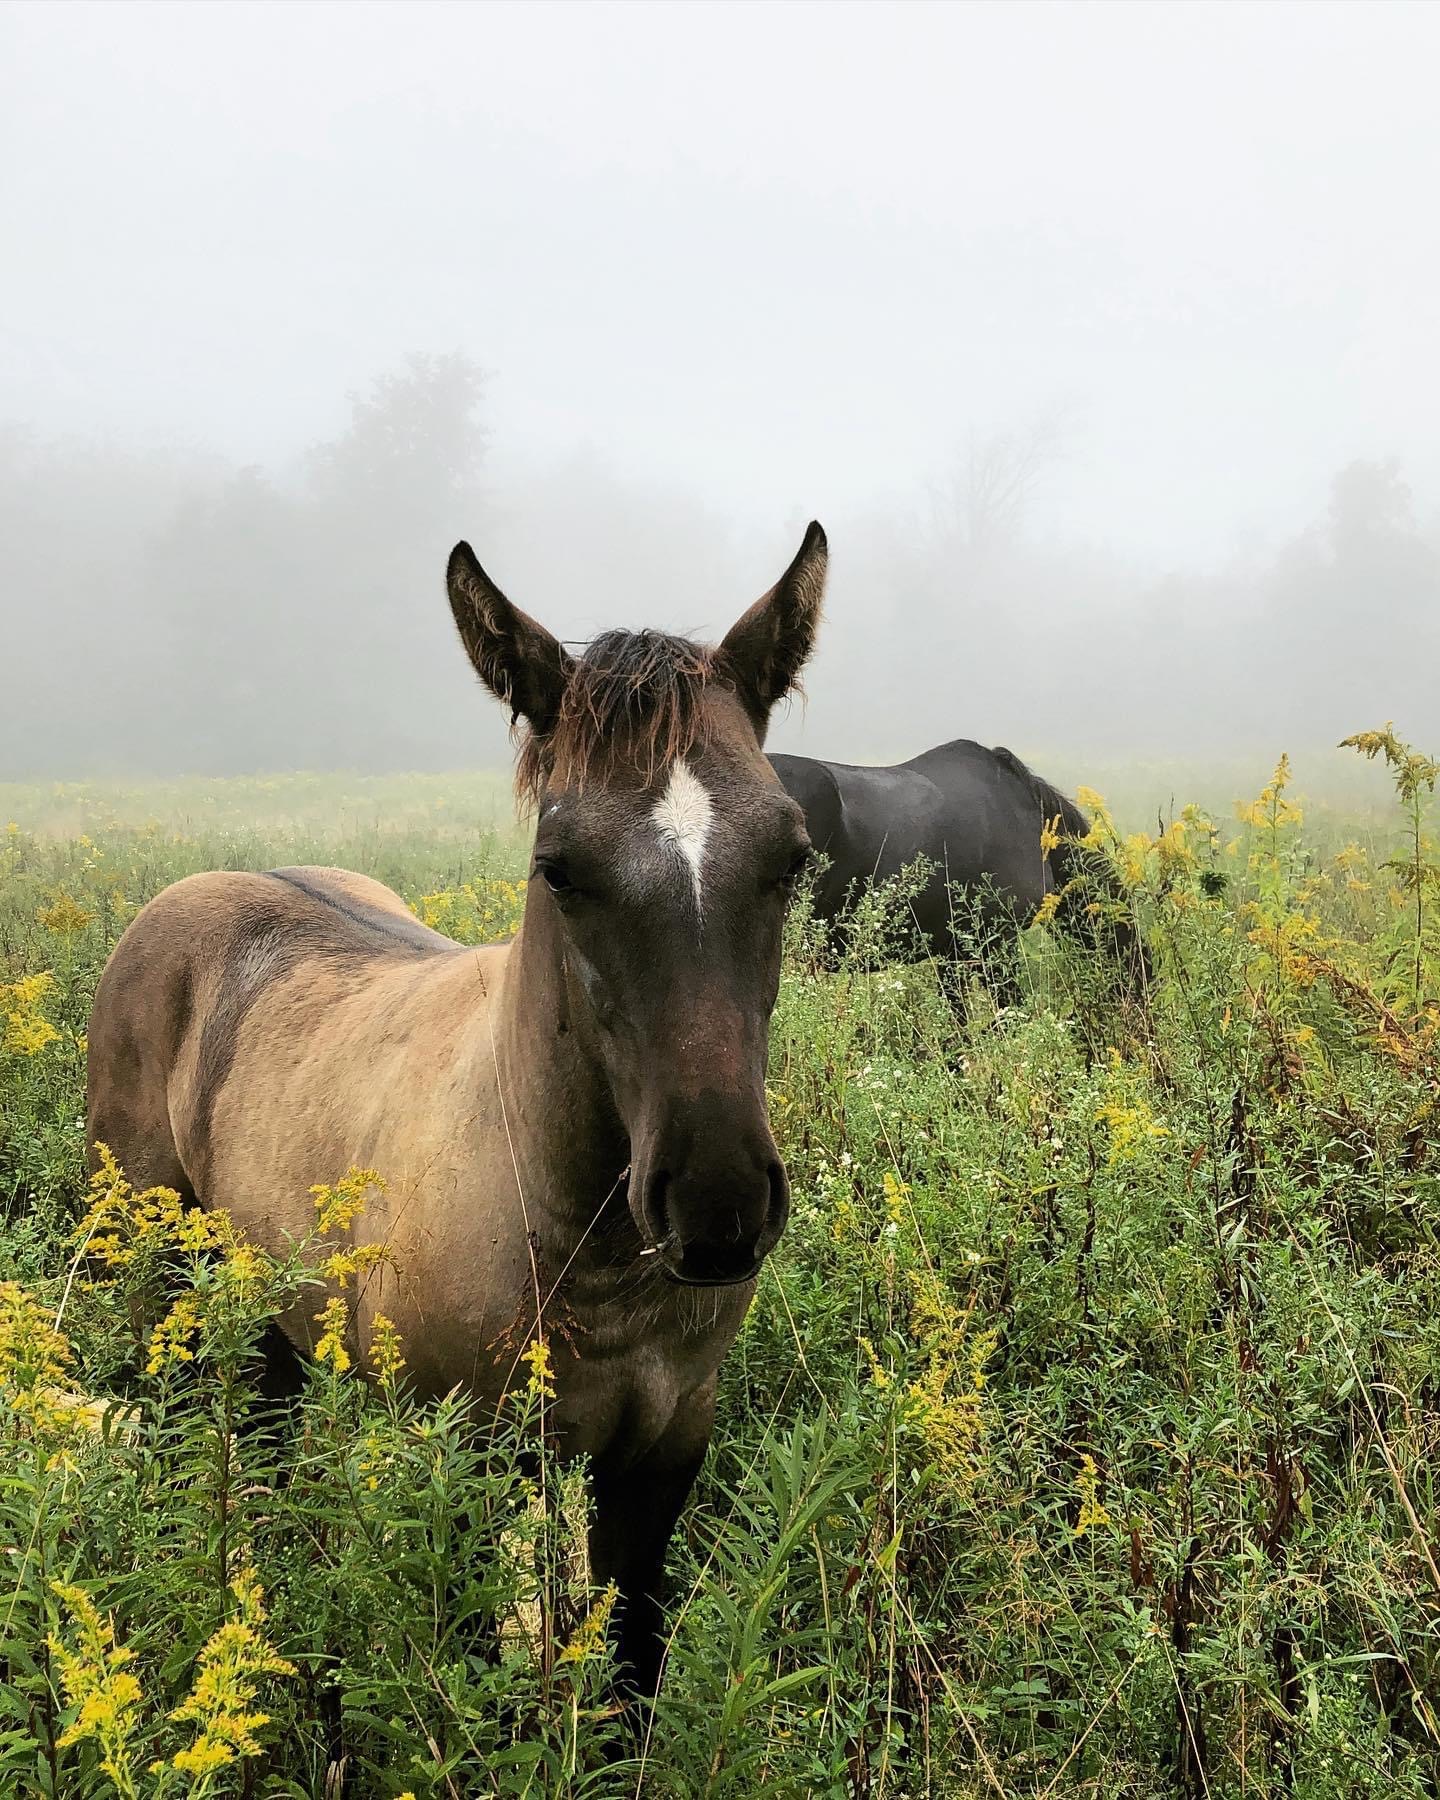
4;0;1439;779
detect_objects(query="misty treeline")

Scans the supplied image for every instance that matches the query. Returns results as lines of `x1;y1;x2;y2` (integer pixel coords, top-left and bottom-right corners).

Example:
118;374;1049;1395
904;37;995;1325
4;352;1438;778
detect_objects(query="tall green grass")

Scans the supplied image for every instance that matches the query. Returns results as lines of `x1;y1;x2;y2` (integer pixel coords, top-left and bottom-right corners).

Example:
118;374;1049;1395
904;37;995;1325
1;743;1437;1797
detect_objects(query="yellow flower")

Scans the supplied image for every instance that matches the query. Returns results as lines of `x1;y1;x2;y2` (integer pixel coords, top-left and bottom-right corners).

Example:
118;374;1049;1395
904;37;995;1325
369;1313;406;1386
0;1280;86;1447
168;1568;296;1776
218;1240;271;1302
1245;909;1323;987
49;1583;146;1794
310;1167;385;1237
1236;753;1303;831
146;1295;204;1376
859;1335;891;1389
76;1144;230;1277
1120;832;1153;887
313;1298;352;1374
881;1169;910;1226
321;1242;393;1289
2;971;61;1056
1075;786;1117;848
1152;818;1193;873
521;1335;555;1401
1341;723;1440;803
1074;1453;1112;1537
0;1280;73;1392
36;892;96;935
1094;1097;1169;1165
177;1205;234;1254
900;1271;993;1490
1038;814;1065;858
1032;890;1063;927
418;878;530;945
557;1582;618;1668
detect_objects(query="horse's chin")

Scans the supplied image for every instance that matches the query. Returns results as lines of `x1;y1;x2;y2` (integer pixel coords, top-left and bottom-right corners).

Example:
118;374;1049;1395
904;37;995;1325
636;1229;765;1289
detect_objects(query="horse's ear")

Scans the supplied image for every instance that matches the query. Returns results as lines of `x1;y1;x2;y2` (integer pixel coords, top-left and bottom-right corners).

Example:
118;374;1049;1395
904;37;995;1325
447;542;573;734
718;521;827;736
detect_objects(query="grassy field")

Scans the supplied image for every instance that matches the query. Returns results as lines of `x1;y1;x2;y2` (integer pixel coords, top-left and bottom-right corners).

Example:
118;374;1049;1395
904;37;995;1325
2;741;1438;1797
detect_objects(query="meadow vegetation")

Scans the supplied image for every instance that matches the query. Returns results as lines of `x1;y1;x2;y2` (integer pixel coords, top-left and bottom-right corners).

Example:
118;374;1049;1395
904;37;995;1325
1;740;1438;1797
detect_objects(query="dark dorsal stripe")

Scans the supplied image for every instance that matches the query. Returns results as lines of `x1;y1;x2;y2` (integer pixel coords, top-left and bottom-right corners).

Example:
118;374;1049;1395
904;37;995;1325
264;867;458;956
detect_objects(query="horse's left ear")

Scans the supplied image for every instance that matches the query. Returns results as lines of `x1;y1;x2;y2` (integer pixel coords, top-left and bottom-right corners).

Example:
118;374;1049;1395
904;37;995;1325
718;521;827;736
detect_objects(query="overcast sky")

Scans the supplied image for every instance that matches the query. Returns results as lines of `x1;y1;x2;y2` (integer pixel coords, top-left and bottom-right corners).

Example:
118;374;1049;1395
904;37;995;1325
5;0;1439;572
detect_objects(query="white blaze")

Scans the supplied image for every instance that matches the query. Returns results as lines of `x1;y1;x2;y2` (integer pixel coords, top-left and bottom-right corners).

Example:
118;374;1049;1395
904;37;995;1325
651;760;714;908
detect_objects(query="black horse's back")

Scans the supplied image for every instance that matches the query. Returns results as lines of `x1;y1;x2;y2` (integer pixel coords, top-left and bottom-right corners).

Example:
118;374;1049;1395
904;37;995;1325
770;739;1146;988
771;739;1052;958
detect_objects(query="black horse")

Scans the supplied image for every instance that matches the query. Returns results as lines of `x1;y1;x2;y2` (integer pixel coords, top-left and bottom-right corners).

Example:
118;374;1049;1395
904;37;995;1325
769;740;1143;990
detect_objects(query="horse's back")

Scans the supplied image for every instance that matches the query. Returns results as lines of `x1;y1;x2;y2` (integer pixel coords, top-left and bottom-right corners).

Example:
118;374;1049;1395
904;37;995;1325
86;866;457;1200
778;741;1070;959
832;745;1036;891
903;738;1035;810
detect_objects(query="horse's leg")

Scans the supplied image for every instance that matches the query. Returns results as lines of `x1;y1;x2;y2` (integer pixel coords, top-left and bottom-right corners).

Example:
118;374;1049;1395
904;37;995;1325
86;1085;193;1201
588;1385;715;1701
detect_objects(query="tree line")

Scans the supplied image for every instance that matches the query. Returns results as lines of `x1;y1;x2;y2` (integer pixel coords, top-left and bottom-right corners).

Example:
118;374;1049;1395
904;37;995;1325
3;355;1437;776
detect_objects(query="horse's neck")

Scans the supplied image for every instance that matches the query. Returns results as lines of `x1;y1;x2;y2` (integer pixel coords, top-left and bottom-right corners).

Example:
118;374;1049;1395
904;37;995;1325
489;907;632;1249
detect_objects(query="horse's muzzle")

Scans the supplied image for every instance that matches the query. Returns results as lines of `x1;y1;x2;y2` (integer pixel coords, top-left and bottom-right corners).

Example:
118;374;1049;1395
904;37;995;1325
634;1145;789;1290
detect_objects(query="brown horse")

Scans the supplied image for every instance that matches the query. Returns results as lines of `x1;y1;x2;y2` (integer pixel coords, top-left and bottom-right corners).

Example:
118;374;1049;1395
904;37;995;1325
86;523;828;1694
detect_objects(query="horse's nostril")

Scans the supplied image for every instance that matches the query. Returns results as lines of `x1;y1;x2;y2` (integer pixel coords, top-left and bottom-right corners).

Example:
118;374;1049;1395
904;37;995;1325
768;1162;788;1217
644;1169;672;1245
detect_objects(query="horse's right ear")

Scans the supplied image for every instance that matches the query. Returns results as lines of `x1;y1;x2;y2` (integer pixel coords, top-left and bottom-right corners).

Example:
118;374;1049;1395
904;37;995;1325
718;521;828;737
446;542;573;734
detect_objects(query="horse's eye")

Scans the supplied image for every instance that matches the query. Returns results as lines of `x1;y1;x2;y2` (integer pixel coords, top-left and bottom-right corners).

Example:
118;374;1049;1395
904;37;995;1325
537;861;574;896
778;848;815;893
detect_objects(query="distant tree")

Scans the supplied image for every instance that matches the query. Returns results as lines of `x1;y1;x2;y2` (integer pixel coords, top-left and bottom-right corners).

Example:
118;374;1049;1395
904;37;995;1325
931;406;1072;558
1328;457;1415;560
1263;458;1440;741
0;432;233;774
309;351;487;537
139;466;313;771
0;353;496;775
298;352;493;767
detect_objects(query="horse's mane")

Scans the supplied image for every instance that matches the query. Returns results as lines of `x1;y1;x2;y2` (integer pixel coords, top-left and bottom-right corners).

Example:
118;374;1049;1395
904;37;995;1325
516;629;716;807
